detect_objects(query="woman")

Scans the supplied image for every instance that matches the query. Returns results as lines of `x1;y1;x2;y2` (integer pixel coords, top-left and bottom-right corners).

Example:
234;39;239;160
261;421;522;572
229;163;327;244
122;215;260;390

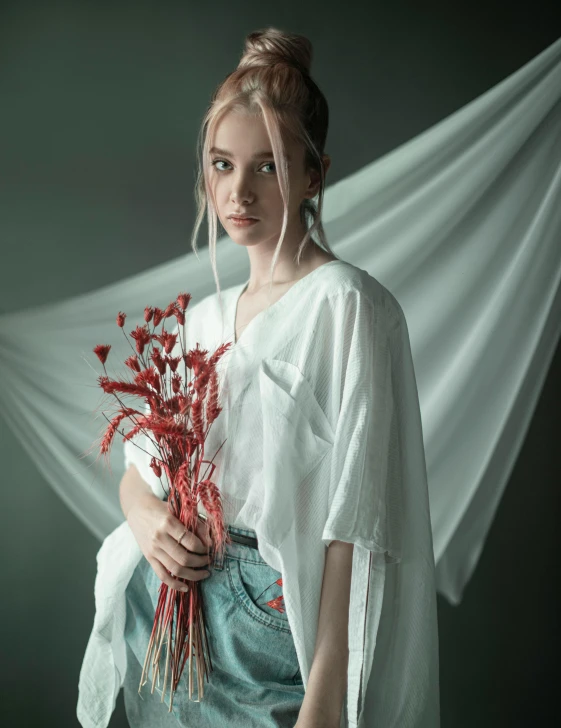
78;26;440;728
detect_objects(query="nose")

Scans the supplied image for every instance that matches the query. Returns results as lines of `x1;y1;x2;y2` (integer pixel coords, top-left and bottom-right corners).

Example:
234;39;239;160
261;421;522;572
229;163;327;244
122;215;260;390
229;170;254;205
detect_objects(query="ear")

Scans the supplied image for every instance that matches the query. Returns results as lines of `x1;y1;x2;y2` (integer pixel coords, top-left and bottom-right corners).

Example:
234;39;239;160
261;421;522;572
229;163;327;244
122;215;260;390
304;155;331;199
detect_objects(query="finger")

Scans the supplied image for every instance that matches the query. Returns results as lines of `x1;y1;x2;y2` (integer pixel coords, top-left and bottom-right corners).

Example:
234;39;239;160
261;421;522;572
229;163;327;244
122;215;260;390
154;545;211;582
194;517;213;550
161;529;211;568
168;521;208;556
149;556;192;592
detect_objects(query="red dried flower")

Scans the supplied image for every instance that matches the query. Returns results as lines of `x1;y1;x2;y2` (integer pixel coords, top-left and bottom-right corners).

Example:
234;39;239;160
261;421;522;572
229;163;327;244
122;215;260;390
197;479;227;556
190;344;209;376
150;457;162;478
190;398;204;442
124;354;141;373
206;369;222;425
177;292;192;311
92;290;234;708
93;344;111;365
100;410;131;454
166;355;182;373
163;302;177;318
152;307;165;327
129;324;151;355
149;347;166;376
208;342;231;368
193;363;211;393
173;308;185;326
153;330;178;355
135;365;161;393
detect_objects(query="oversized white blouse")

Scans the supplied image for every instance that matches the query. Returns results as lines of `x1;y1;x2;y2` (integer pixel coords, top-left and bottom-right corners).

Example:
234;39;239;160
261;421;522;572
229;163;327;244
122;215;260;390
77;258;440;728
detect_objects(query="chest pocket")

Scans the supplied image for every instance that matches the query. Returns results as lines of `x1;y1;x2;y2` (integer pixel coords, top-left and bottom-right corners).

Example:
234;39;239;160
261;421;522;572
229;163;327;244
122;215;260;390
258;358;335;547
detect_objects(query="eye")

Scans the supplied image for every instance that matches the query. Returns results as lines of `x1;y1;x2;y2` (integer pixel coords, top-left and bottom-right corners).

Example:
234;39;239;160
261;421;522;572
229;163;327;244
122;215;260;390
211;159;231;172
210;159;277;174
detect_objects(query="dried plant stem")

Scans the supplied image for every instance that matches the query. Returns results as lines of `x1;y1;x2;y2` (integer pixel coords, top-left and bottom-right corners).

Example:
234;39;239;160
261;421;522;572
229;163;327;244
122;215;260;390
162;626;172;708
189;590;194;700
137;572;213;709
197;604;205;700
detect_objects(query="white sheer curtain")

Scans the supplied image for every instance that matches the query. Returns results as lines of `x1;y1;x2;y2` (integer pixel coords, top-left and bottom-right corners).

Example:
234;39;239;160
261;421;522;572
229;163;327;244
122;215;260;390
1;36;559;606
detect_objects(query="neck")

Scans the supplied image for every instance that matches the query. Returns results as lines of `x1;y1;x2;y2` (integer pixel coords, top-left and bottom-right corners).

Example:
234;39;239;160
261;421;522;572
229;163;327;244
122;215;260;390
244;226;327;292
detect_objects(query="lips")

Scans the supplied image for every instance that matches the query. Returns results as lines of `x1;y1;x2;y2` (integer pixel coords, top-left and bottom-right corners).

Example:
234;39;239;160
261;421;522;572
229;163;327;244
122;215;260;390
229;216;259;227
229;215;258;221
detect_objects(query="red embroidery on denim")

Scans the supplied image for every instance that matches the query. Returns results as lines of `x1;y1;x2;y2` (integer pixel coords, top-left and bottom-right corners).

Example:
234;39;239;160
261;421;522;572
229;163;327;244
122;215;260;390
266;595;285;614
255;576;285;614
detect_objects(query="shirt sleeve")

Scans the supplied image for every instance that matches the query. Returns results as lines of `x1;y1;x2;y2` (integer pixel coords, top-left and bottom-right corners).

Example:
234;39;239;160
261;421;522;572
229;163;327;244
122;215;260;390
320;291;405;728
322;291;403;563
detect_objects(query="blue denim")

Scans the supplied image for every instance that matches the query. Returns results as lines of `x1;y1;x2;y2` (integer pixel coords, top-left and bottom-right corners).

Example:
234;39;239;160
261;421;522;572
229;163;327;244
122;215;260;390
123;523;305;727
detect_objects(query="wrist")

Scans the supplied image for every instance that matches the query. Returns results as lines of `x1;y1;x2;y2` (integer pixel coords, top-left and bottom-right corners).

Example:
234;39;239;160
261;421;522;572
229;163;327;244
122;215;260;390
125;487;160;521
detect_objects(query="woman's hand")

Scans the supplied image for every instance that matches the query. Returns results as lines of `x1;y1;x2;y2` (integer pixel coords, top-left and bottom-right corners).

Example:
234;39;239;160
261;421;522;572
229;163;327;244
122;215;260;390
126;491;214;591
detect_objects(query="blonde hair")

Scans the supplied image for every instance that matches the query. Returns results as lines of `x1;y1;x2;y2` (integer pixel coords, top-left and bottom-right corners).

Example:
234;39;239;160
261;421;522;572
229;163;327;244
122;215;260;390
190;26;340;304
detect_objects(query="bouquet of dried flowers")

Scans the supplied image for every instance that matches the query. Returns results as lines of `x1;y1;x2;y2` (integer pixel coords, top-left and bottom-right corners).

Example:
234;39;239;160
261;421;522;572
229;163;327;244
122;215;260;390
92;292;232;709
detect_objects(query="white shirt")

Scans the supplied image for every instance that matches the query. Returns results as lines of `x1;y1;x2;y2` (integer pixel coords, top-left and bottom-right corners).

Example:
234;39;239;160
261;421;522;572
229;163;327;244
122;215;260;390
77;258;440;728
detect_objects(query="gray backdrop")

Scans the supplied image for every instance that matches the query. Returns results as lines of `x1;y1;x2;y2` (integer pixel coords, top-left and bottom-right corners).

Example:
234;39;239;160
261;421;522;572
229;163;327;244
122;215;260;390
1;1;559;726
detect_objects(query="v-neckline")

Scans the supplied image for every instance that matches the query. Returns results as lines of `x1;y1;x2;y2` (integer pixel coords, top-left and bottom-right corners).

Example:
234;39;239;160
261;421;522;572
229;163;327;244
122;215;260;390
231;259;346;347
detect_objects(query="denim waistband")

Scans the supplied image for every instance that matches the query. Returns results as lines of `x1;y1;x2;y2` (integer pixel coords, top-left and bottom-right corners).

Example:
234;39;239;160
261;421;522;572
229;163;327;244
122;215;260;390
198;513;258;548
208;522;266;570
227;523;255;537
227;523;258;541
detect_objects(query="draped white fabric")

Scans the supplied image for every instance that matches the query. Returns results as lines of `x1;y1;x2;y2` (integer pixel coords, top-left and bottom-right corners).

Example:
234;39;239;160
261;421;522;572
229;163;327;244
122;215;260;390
0;37;559;607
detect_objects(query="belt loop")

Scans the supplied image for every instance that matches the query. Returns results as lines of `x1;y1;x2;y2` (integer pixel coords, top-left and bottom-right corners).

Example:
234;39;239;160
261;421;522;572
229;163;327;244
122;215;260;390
212;542;225;571
214;548;225;570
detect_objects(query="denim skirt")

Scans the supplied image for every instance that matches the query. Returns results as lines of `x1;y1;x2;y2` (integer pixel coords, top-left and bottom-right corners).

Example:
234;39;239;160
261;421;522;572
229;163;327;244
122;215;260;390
123;523;305;727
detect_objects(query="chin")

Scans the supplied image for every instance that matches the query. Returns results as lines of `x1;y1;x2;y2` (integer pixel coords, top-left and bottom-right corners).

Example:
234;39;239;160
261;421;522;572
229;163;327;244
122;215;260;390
230;237;251;247
230;236;264;249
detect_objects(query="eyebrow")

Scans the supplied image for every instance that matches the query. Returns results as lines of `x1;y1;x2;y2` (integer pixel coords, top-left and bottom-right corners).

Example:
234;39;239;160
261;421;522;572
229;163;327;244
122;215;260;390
209;146;290;161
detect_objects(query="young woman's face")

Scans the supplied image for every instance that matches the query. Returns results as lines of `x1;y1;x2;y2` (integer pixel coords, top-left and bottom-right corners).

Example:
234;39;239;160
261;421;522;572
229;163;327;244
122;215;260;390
208;109;315;250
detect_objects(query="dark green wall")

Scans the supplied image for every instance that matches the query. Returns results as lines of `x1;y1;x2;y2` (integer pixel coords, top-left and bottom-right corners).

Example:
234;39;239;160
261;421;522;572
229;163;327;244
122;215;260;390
1;1;559;725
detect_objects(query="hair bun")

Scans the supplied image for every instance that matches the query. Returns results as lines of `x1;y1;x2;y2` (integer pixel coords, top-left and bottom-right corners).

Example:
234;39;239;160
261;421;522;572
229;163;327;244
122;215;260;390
239;27;313;76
